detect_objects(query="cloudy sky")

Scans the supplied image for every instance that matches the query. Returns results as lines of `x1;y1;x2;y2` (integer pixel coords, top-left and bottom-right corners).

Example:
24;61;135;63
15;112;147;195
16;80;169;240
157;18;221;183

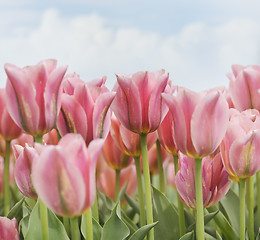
0;0;260;90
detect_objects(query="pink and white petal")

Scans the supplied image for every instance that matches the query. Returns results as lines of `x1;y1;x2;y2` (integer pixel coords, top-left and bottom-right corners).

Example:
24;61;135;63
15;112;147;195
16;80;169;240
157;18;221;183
5;64;39;134
115;73;142;133
230;131;260;178
148;71;169;132
162;93;187;155
191;92;229;157
44;65;67;131
92;92;115;140
32;146;86;217
57;94;88;141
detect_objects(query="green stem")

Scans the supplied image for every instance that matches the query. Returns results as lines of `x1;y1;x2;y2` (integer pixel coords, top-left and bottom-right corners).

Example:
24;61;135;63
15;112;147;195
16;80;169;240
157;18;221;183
85;208;93;240
35;136;49;240
70;217;80;240
156;140;165;194
92;193;99;223
134;156;146;227
257;171;260;228
240;178;246;240
248;176;254;240
63;217;70;237
173;155;186;237
195;158;204;240
39;199;49;240
115;169;121;200
4;140;11;216
140;133;154;240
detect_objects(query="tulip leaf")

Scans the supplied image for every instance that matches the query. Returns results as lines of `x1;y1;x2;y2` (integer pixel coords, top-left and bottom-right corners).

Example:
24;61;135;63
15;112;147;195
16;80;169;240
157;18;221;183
179;231;194;240
153;186;179;240
7;197;25;223
207;205;239;240
81;214;102;240
187;210;218;232
219;189;240;235
216;231;223;240
101;203;130;240
116;182;128;203
25;199;69;240
204;232;217;239
121;210;138;235
124;193;140;214
128;222;158;240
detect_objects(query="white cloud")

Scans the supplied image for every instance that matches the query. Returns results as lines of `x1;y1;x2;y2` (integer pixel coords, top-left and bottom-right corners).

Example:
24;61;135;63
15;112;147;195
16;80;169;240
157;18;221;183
0;8;260;91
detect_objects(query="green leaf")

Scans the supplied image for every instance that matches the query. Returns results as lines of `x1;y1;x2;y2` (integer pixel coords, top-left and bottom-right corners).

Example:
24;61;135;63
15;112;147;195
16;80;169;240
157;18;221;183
25;199;69;240
116;183;128;203
124;193;140;214
207;205;239;240
128;222;158;240
101;203;130;240
205;232;217;240
20;214;30;238
179;231;194;240
7;197;25;223
187;211;219;232
219;189;240;235
153;186;179;240
121;210;138;235
216;231;223;240
81;214;102;240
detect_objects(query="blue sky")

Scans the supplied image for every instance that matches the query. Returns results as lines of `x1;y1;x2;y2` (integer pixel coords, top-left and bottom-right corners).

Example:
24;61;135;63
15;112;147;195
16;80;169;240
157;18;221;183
1;0;260;90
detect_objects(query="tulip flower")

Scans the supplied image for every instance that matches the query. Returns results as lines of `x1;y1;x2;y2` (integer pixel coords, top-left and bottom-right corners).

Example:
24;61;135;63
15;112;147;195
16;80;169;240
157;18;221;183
165;160;176;188
228;64;260;111
97;160;137;201
0;217;19;240
220;109;260;180
0;89;22;140
62;72;85;95
175;152;230;208
110;115;157;157
4;59;67;137
43;128;59;145
111;70;168;134
57;76;115;146
32;133;104;217
162;87;229;158
13;144;39;199
100;131;133;171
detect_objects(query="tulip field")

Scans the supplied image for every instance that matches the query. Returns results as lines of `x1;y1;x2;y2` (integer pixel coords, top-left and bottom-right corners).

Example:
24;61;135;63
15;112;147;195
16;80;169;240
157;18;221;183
1;60;260;240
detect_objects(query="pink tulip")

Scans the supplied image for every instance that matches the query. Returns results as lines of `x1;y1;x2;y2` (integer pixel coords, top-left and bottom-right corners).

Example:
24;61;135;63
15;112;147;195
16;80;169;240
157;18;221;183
220;109;260;180
111;70;169;134
100;131;133;170
0;217;19;240
110;115;157;157
32;134;104;217
62;72;85;95
228;64;260;111
57;76;115;146
175;152;230;208
0;89;22;140
4;59;67;136
43;128;59;145
97;160;137;201
162;87;229;158
13;144;39;198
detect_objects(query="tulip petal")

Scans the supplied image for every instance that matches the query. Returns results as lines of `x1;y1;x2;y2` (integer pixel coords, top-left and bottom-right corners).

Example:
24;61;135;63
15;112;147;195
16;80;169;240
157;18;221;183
5;63;39;134
162;93;187;155
191;91;229;157
0;217;19;240
92;92;116;141
229;130;260;178
32;146;86;217
57;94;88;141
44;64;67;131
